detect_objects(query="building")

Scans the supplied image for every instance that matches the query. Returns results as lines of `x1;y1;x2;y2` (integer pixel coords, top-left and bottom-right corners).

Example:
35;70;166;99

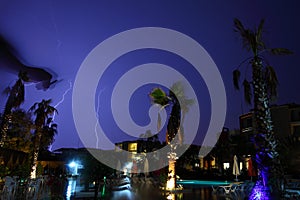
239;103;300;140
239;103;300;174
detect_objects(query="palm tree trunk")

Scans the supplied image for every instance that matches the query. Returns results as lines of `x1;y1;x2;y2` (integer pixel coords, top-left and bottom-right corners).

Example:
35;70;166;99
166;159;176;190
30;129;43;179
252;57;281;188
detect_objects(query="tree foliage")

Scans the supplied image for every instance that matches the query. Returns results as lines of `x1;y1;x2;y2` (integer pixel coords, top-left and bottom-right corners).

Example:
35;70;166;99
233;18;292;193
149;81;194;145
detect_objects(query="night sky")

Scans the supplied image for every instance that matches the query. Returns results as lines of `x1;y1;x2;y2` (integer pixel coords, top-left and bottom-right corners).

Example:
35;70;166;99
0;1;299;151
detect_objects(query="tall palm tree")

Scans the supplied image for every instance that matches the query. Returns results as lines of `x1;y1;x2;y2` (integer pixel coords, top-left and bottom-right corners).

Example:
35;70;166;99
233;18;292;192
29;99;57;179
0;71;28;147
149;81;193;190
150;82;193;145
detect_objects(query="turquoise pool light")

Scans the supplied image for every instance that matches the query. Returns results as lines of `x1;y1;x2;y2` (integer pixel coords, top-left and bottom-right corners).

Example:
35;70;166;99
177;180;230;186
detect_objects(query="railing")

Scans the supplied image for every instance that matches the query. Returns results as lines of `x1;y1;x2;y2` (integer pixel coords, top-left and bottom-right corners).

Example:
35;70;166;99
0;175;67;200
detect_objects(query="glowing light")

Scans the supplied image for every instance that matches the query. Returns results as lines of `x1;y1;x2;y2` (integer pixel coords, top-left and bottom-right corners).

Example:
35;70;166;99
223;162;229;169
94;88;105;148
68;161;79;175
53;80;72;121
167;193;175;200
48;81;72;151
66;179;76;199
69;161;77;168
166;160;176;190
249;180;271;200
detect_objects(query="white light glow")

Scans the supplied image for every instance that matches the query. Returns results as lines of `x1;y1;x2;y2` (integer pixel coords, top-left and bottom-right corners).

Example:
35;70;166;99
69;161;77;168
223;162;229;169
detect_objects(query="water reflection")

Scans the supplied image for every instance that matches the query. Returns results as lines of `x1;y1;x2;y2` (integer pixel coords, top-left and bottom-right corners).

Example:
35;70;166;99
167;193;175;200
110;188;245;200
66;177;77;200
65;178;246;200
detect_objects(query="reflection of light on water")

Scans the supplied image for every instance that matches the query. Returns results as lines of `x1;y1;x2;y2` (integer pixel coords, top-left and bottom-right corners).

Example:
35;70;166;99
122;162;133;176
167;193;175;200
111;189;134;200
249;180;270;200
66;179;76;200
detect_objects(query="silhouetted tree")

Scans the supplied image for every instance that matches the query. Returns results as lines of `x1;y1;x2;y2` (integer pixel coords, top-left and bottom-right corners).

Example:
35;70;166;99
29;99;57;178
0;71;28;146
233;18;292;192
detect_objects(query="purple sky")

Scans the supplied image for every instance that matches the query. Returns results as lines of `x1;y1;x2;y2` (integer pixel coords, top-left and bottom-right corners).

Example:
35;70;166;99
0;1;299;150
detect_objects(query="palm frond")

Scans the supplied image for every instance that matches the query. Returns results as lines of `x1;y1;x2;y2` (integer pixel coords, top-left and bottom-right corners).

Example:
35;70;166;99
29;102;38;112
184;98;195;106
233;69;241;90
265;66;278;99
149;88;169;106
46;117;53;125
14;84;25;107
270;48;293;55
51;124;58;129
235;19;256;51
257;19;265;42
243;79;252;104
234;18;246;35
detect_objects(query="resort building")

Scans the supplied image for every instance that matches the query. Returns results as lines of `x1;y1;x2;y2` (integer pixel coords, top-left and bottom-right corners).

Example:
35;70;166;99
240;103;300;140
239;103;300;174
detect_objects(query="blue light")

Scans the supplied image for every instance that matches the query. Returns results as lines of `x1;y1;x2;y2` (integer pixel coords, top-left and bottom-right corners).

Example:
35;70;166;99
69;161;77;168
249;180;271;200
68;161;79;175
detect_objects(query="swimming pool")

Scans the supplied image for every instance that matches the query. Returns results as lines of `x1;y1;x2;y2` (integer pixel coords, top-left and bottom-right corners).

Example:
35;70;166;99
177;180;231;188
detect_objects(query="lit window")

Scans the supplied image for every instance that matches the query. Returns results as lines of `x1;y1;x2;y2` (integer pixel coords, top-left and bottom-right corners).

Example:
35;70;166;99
223;163;230;169
240;162;243;170
128;143;137;152
246;161;249;170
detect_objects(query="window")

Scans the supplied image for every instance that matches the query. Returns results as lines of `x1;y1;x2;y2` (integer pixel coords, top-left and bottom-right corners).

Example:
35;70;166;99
128;143;137;152
291;110;300;122
240;115;253;132
223;163;230;169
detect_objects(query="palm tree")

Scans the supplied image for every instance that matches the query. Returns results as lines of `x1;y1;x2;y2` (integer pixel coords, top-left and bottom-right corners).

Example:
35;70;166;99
233;18;292;192
39;117;58;153
3;109;33;153
0;71;28;147
29;99;57;179
169;82;194;145
150;82;194;145
149;81;193;190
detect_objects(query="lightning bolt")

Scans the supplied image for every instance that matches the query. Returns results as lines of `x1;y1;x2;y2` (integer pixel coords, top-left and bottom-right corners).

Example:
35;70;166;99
95;88;105;148
48;81;72;152
52;80;72;121
49;81;72;151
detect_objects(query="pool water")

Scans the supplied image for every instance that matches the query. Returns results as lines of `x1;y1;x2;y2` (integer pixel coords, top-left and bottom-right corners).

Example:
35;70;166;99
68;178;246;200
177;180;231;187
